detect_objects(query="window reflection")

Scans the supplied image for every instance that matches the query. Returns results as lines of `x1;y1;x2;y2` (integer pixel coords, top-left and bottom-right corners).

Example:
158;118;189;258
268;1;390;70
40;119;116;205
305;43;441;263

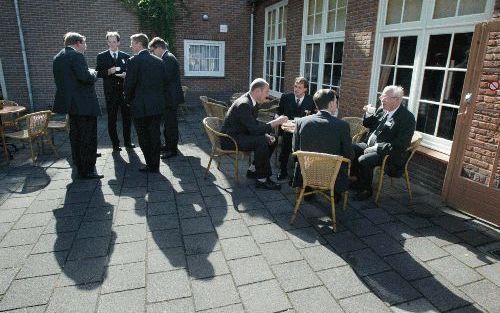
438;106;458;140
450;33;472;68
426;34;451;67
416;102;438;135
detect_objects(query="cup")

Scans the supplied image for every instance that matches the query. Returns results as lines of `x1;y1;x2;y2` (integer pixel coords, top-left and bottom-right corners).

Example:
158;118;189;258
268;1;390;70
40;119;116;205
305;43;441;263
115;67;121;72
366;105;376;114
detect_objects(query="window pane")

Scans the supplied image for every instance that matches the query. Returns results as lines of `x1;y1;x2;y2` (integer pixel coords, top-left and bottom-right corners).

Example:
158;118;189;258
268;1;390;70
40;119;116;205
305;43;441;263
395;68;412;96
307;14;314;35
426;34;451;67
267;11;272;39
336;8;346;32
313;43;320;62
314;13;322;34
386;0;403;24
310;83;318;95
325;42;333;63
311;63;319;83
305;44;313;62
338;0;346;7
437;106;458;139
327;9;336;32
304;63;311;78
450;32;473;68
323;64;332;85
382;37;398;65
433;0;457;19
283;7;287;38
332;65;342;86
421;69;445;102
402;0;422;22
458;0;486;15
378;66;395;92
443;71;465;106
398;36;417;65
271;10;276;40
416;102;438;135
334;42;343;63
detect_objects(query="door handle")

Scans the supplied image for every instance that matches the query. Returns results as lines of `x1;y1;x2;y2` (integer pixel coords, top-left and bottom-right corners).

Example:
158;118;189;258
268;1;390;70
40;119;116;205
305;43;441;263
458;93;472;116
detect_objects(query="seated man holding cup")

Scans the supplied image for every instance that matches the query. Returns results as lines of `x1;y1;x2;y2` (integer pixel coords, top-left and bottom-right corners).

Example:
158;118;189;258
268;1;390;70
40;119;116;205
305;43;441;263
351;85;416;200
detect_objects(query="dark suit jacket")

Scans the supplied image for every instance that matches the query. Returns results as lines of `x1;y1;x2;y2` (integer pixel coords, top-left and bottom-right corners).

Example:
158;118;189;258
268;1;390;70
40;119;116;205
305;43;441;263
292;110;353;192
363;105;416;175
221;93;273;138
53;47;100;116
124;50;167;118
96;50;130;102
278;93;315;119
161;50;184;108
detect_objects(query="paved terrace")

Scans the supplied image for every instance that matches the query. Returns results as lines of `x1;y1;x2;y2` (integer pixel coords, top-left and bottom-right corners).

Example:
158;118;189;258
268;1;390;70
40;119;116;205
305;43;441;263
0;107;499;313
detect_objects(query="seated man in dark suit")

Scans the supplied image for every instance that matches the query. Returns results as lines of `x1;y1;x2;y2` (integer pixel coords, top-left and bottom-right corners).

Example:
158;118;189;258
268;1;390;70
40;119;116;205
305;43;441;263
221;78;288;190
292;89;353;198
277;77;315;181
352;85;416;200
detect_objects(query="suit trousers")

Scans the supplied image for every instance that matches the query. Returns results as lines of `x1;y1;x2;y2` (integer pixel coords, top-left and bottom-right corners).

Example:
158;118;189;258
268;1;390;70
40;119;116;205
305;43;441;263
222;135;276;179
134;115;161;170
69;115;97;175
163;106;178;152
279;132;293;173
106;97;131;147
352;142;382;192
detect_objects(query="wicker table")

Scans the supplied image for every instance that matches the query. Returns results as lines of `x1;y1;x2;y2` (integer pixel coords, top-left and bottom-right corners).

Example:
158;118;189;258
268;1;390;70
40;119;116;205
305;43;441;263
0;105;27;159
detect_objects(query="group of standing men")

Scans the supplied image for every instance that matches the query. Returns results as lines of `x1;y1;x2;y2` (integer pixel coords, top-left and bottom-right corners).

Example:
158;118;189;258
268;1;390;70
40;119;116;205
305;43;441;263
53;31;183;178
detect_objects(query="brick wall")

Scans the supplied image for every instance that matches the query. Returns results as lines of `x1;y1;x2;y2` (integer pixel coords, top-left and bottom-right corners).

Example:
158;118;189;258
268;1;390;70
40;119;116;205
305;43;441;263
0;0;140;111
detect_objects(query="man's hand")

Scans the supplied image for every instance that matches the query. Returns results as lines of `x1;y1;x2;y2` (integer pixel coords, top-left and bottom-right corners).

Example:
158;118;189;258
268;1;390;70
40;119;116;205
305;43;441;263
107;67;117;75
265;133;276;145
363;145;378;154
115;72;126;78
269;115;288;128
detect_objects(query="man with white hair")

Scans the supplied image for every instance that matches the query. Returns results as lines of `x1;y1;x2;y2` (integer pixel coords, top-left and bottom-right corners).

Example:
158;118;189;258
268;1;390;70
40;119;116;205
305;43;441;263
221;78;288;190
352;85;416;200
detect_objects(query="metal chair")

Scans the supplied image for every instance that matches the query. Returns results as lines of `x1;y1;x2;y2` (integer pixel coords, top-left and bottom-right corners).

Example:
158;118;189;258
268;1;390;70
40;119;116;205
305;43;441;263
290;151;351;232
342;117;368;143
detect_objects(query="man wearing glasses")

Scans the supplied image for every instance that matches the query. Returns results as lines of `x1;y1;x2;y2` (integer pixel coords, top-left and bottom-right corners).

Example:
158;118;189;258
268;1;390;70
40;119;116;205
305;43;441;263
351;85;416;201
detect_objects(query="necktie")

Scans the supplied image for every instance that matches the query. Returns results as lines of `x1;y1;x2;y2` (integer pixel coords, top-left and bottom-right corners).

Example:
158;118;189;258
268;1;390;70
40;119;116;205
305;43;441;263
113;52;117;60
296;98;300;107
367;113;388;147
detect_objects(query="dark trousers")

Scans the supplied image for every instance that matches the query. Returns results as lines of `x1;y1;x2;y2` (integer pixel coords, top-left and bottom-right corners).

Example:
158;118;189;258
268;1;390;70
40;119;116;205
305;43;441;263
222;134;276;179
352;142;382;192
69;115;97;175
106;96;131;147
134;115;161;170
279;132;293;173
163;106;178;152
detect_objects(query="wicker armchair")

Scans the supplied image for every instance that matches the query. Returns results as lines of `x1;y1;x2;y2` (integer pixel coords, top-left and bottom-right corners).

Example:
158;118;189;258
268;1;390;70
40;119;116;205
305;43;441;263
230;92;246;103
203;117;251;182
342;117;368;143
290;151;351;232
200;96;229;120
5;110;58;162
373;131;423;205
0;100;23;130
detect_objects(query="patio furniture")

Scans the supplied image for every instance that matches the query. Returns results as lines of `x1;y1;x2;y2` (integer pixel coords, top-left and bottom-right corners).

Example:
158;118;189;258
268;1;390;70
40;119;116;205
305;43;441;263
230;92;245;103
290;151;351;232
0;104;27;159
200;96;228;120
0;100;23;131
203;117;251;182
373;131;423;205
4;110;58;162
342;117;368;143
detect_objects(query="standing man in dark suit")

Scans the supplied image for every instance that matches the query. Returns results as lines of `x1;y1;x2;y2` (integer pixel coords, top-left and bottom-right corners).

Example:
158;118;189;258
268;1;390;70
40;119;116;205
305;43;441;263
352;85;416;200
96;31;135;152
292;89;353;196
277;77;315;180
148;37;184;159
221;78;288;190
124;33;167;173
53;32;103;179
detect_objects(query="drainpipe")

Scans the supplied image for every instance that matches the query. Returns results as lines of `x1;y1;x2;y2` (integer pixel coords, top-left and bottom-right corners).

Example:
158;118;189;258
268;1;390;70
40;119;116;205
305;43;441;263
14;0;34;111
249;1;256;85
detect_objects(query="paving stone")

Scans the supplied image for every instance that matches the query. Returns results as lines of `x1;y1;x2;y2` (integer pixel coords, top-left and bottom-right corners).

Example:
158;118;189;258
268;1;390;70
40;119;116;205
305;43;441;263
342;217;382;237
287;227;326;248
45;284;99;313
1;197;35;210
114;209;146;226
97;288;145;313
13;212;52;229
146;213;179;231
203;194;233;209
317;265;369;299
412;275;472;311
460;279;500;313
396;213;432;229
183;232;220;255
181;216;214;235
0;208;26;223
324;230;367;253
418;226;461;247
191;274;240;311
447;304;488;313
198;303;245;313
383;252;434;281
430;215;470;233
274;212;310;230
67;236;110;260
403;237;449;262
176;193;204;207
443;243;495;268
359;208;394;224
0;275;58;311
264;199;294;215
0;245;32;268
227;255;274;286
17;251;67;278
299;245;346;271
476;262;500;287
220;236;260;260
177;203;208;219
186;251;229;279
148;228;183;251
233;198;265;212
272;260;322;292
260;240;303;265
53;204;86;218
101;261;146;294
77;220;113;239
339;292;392;313
361;233;405;257
427;256;482;286
364;270;421;305
147;269;191;302
215;219;250;239
147;201;177;216
455;229;496;247
238;279;291;313
108;240;146;265
146;298;194;313
0;226;44;247
83;206;114;221
288;286;343;313
343;248;391;276
113;223;147;244
207;206;241;223
381;222;420;241
0;267;18;294
44;216;83;234
248;223;288;244
147;247;186;273
57;256;107;287
391;298;438;313
0;222;13;240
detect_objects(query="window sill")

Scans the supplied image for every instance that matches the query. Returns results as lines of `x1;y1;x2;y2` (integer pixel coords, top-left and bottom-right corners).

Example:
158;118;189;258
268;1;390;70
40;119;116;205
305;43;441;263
416;146;449;164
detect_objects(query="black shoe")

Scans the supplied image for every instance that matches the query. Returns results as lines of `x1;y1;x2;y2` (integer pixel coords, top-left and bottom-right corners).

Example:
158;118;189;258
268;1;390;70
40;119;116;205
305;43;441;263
355;190;372;201
79;172;104;179
246;170;257;179
161;151;177;159
96;153;102;158
277;172;288;181
113;146;122;152
125;143;136;149
256;178;281;190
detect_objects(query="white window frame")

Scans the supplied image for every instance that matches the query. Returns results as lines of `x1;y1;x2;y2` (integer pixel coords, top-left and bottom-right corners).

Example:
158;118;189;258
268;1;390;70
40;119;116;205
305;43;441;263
183;40;225;77
300;0;346;95
369;0;494;154
263;0;288;97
